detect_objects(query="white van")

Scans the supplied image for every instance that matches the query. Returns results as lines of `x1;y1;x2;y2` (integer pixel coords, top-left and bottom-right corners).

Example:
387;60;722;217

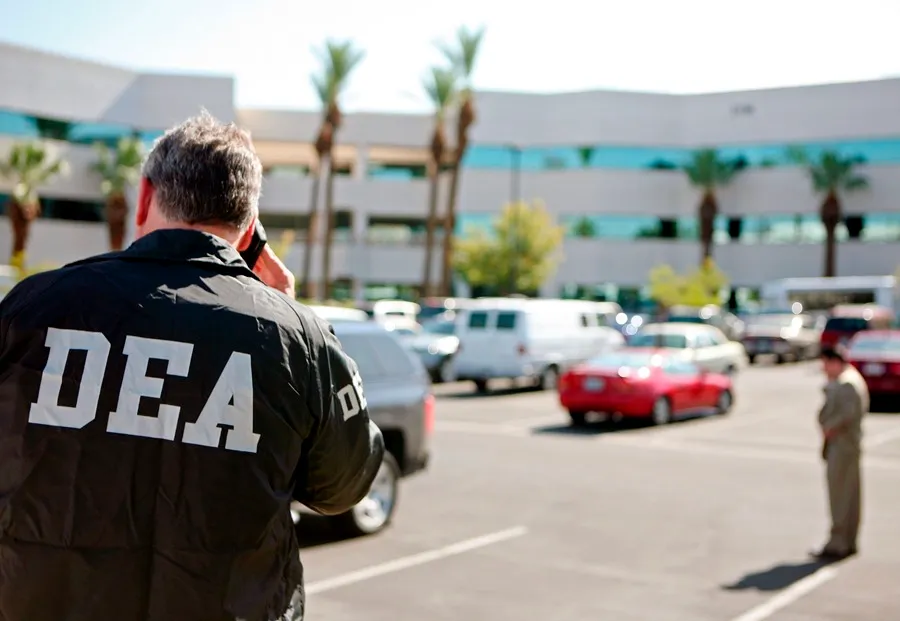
452;298;625;392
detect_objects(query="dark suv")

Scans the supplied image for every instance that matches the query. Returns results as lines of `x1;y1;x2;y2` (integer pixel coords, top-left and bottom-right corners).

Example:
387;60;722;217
292;320;432;536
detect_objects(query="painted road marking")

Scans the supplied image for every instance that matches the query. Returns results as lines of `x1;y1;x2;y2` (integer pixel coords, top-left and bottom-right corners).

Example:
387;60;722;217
305;526;529;595
729;565;839;621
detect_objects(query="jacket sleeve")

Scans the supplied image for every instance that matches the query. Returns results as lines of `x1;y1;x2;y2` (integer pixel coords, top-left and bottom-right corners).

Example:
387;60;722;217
293;322;385;515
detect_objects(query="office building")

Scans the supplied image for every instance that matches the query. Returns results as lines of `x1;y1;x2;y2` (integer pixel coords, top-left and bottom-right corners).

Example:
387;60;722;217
2;41;899;304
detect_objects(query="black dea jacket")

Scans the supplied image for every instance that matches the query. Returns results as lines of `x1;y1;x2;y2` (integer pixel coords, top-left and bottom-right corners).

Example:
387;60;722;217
0;230;384;621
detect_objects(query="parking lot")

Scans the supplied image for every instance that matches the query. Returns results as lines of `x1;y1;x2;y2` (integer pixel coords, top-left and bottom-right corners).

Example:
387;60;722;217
298;360;900;621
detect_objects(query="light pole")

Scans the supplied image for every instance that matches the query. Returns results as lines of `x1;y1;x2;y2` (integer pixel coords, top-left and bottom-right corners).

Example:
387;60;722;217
509;145;523;295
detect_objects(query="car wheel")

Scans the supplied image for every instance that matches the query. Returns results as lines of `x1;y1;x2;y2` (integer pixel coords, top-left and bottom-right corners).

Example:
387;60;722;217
333;452;400;537
651;397;672;426
437;358;456;383
724;364;737;376
539;365;559;390
716;389;733;415
473;379;489;393
568;410;587;427
747;354;757;365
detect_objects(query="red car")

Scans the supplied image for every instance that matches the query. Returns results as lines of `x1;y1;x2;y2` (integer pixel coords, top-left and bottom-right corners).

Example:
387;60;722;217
821;304;895;349
558;349;734;427
846;330;900;398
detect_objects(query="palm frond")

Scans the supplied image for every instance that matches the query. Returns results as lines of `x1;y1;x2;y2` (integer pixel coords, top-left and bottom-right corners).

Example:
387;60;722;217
437;25;485;84
311;39;365;107
422;66;458;113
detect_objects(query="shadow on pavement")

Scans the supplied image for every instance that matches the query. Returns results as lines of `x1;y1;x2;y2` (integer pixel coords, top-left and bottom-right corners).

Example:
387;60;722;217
437;384;542;400
721;560;829;592
531;415;711;437
870;397;900;414
294;515;355;550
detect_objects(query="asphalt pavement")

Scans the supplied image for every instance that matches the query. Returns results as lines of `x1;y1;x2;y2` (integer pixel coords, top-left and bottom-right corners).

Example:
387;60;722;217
297;359;900;621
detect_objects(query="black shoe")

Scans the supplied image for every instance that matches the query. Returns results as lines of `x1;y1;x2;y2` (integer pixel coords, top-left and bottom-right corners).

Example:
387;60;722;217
809;548;852;562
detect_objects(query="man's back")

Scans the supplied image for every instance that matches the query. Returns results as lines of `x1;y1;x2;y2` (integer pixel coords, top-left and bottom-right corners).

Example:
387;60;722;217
0;231;383;620
820;365;869;451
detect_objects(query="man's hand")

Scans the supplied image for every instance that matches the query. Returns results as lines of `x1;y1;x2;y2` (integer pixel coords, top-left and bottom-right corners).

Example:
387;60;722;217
253;246;296;298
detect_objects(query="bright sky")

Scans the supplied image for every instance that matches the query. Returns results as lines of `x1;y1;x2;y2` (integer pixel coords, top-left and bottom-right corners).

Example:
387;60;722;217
2;0;899;113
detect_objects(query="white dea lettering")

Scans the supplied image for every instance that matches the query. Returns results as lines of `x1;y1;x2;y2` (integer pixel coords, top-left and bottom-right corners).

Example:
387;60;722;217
28;328;259;454
29;328;111;429
337;365;367;421
182;352;260;453
107;336;194;441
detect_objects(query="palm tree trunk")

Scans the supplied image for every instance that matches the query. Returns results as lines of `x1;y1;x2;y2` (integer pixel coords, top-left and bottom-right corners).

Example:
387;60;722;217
321;158;336;301
300;170;321;300
821;191;840;278
698;190;717;263
422;164;441;297
8;199;38;272
439;159;462;297
106;193;128;251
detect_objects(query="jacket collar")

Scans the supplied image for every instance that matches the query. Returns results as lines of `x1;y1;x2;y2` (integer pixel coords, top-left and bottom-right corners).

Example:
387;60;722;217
67;229;259;281
123;229;247;268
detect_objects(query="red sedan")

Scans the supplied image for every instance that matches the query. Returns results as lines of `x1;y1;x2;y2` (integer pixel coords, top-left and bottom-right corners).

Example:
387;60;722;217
558;349;734;427
846;330;900;398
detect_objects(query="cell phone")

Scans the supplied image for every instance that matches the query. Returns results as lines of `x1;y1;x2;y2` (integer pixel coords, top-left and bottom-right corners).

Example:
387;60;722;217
240;220;268;269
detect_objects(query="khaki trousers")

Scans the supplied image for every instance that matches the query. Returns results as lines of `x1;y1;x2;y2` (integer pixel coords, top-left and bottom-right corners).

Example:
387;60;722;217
824;444;861;553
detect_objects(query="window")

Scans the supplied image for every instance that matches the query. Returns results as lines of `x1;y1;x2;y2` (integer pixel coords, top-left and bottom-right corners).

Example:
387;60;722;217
705;330;727;346
694;332;714;348
824;317;869;332
496;311;518;330
468;311;489;329
665;359;700;375
423;320;455;335
335;334;387;381
629;333;688;348
849;336;900;354
595;313;610;327
371;333;418;377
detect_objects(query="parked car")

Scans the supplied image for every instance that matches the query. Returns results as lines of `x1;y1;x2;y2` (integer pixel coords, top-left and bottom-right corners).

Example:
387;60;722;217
742;312;821;363
308;305;369;323
626;323;748;375
406;317;459;383
558;349;734;427
291;321;432;536
821;304;896;349
846;330;900;399
417;297;470;323
666;305;745;341
453;298;625;393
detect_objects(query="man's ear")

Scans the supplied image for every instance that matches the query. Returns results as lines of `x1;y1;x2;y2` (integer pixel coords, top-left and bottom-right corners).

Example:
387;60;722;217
135;177;153;227
236;215;258;251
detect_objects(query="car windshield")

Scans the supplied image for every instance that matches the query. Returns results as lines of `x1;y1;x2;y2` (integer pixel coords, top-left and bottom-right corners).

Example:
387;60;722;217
422;320;455;335
629;333;689;348
849;336;900;354
825;317;868;332
747;314;796;327
587;352;662;368
667;316;704;324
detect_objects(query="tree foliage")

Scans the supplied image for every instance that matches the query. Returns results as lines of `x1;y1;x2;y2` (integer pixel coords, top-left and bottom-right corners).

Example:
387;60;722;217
0;141;67;206
648;259;728;308
453;200;564;294
92;136;145;198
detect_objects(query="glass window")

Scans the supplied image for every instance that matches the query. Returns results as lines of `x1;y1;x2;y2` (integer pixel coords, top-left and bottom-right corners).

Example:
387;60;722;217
706;330;727;346
371;333;418;377
422;320;455;335
665;359;700;375
334;333;387;381
629;333;688;348
849;335;900;354
496;311;518;330
693;332;714;348
824;317;869;332
861;213;900;242
468;311;489;329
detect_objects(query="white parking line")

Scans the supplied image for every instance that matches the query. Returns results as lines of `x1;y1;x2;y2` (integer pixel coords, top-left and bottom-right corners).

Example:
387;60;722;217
729;565;839;621
305;526;529;595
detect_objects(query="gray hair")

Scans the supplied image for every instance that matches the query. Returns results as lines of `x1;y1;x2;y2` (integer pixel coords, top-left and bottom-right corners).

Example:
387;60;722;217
142;111;262;230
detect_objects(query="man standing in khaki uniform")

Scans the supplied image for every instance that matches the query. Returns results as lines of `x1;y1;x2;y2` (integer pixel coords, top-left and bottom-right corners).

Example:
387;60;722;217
812;347;869;561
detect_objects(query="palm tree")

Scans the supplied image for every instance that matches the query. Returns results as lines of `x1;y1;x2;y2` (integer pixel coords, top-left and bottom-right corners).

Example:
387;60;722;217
421;66;457;298
0;141;66;272
438;26;485;297
304;39;364;301
92;136;145;250
788;148;868;277
682;149;745;262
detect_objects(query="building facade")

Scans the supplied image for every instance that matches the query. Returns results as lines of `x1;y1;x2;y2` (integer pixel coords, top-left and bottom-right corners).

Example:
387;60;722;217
2;42;900;305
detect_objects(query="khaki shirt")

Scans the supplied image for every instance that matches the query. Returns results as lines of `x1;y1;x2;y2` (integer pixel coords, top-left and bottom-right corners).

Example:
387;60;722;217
819;366;869;452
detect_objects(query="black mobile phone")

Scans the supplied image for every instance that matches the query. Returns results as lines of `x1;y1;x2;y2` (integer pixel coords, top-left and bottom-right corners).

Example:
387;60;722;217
240;220;268;269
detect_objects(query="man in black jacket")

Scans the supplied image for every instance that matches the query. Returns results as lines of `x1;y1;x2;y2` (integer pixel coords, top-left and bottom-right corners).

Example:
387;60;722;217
0;112;385;620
